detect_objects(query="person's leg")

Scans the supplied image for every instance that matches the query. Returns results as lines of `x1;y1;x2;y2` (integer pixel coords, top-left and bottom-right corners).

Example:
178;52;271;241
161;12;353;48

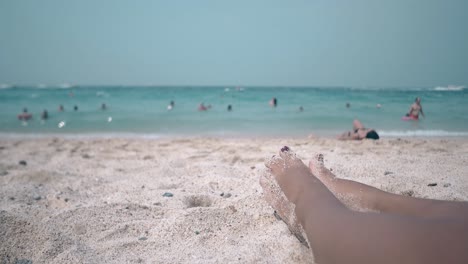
309;153;468;219
262;147;468;264
338;131;360;140
352;119;365;130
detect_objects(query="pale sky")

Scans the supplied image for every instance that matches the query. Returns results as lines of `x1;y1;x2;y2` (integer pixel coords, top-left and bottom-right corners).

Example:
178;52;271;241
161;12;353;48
1;0;467;87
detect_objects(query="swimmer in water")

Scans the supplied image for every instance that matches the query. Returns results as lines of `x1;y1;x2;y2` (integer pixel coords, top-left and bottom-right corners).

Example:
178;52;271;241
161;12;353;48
17;108;32;121
101;103;107;110
299;106;304;112
167;100;175;110
74;105;78;111
198;103;208;111
269;97;278;108
41;109;48;120
58;105;64;112
227;104;232;111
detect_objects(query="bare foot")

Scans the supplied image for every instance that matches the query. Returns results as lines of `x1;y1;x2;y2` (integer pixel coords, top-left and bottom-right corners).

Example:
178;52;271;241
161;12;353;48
308;153;377;212
308;154;336;191
260;146;311;247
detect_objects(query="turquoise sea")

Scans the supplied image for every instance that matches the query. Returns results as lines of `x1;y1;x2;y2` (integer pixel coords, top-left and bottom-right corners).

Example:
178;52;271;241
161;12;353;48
0;86;467;138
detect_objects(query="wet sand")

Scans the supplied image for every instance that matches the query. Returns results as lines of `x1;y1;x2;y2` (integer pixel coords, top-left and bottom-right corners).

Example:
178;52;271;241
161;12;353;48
1;137;467;263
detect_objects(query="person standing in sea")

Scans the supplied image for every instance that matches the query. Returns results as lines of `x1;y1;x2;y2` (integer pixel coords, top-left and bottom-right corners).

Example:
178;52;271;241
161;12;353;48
269;97;277;108
41;109;48;120
406;97;425;120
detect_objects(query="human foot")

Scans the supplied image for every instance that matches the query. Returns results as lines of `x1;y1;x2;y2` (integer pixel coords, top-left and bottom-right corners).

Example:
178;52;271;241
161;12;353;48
308;154;337;191
308;153;377;212
260;146;311;247
266;146;314;201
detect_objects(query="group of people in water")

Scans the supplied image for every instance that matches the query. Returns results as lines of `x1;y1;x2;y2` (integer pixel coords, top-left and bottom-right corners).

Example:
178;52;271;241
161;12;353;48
19;96;425;141
17;103;108;121
168;101;232;112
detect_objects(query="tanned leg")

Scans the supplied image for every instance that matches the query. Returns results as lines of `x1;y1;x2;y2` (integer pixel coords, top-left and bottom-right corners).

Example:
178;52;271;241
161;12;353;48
262;147;468;264
309;153;468;219
352;119;365;130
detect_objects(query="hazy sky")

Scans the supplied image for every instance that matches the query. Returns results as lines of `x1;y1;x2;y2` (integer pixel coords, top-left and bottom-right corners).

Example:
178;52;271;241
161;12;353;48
1;0;467;87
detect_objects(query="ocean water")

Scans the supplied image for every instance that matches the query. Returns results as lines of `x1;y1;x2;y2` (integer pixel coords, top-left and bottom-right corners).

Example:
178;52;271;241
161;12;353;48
0;86;467;138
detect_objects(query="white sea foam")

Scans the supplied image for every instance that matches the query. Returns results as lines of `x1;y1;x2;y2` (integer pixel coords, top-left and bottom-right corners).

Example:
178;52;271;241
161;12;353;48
58;83;73;89
433;85;465;91
379;130;468;137
0;132;165;140
96;91;110;97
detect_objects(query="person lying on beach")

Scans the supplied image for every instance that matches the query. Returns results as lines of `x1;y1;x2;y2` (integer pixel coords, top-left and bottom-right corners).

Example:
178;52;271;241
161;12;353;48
260;146;468;264
338;119;379;140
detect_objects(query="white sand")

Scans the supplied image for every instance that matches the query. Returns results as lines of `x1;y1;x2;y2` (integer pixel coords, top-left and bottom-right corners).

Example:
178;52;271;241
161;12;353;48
1;137;467;263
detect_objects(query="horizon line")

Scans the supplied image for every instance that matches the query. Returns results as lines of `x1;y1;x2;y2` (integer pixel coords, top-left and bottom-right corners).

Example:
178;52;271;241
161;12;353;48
1;83;465;89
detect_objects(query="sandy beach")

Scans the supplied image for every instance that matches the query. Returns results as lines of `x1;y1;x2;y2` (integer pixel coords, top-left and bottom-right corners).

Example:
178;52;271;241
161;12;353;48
1;136;467;263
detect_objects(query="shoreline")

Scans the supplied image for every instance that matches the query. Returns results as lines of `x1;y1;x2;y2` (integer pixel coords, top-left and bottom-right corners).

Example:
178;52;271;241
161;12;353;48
1;137;467;263
1;131;468;140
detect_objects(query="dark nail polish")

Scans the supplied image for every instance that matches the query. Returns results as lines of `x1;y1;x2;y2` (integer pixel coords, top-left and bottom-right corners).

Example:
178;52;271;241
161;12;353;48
281;146;290;152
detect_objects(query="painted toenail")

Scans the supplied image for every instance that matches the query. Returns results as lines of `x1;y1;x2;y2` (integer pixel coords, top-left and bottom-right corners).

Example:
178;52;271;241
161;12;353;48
281;146;290;152
317;154;324;162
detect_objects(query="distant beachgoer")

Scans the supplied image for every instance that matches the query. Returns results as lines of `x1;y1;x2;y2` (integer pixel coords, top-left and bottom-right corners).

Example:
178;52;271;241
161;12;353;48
74;105;78;111
58;105;64;112
167;100;175;110
338;119;379;140
227;104;232;111
101;103;107;110
261;147;468;264
17;108;32;121
269;97;277;108
41;109;48;120
198;103;208;111
299;106;304;112
406;97;424;120
346;102;351;108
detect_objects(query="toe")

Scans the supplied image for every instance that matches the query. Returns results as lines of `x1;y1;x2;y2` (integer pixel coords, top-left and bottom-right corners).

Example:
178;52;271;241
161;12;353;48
279;146;296;162
309;153;337;182
265;154;283;171
308;153;325;174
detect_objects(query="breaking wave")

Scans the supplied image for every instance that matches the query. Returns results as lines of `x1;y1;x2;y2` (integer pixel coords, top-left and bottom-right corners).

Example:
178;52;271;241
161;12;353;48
379;130;468;137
